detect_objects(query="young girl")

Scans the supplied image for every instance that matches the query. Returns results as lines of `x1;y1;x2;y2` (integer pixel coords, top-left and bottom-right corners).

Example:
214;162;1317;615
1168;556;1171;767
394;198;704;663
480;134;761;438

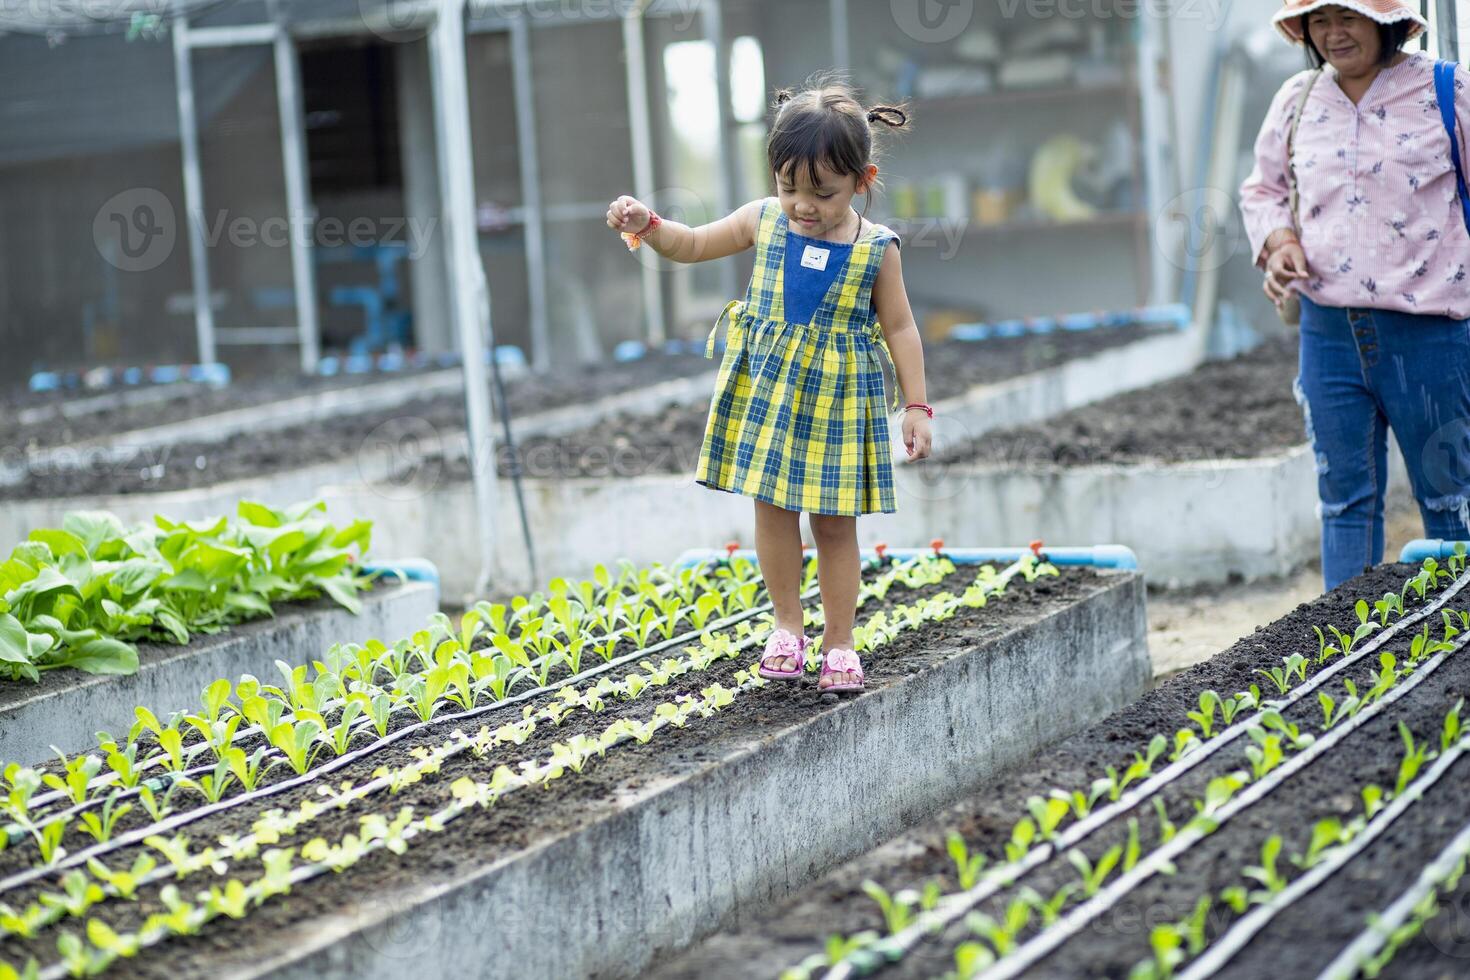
606;78;932;693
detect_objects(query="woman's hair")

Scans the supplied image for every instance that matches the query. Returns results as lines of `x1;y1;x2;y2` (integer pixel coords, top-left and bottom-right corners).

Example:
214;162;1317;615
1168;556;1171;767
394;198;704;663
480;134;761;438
1299;15;1415;68
766;72;910;216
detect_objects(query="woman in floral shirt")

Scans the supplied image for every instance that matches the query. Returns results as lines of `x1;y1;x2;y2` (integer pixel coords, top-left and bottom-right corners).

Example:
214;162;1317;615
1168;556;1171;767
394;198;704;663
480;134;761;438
1240;0;1470;589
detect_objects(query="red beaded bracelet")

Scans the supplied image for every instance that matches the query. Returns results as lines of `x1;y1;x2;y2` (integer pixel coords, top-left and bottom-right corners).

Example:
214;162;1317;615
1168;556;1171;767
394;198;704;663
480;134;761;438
904;403;934;418
622;210;663;251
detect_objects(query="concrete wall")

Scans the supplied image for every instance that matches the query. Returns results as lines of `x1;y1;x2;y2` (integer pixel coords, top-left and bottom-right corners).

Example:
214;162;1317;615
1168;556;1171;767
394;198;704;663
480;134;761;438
0;580;438;765
246;572;1150;980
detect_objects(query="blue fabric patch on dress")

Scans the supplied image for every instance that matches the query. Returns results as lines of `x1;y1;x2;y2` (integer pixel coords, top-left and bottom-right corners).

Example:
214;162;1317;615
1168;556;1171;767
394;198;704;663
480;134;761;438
783;231;854;326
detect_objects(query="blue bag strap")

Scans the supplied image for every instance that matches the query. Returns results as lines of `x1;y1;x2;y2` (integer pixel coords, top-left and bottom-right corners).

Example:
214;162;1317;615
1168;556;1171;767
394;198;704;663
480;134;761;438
1435;60;1470;236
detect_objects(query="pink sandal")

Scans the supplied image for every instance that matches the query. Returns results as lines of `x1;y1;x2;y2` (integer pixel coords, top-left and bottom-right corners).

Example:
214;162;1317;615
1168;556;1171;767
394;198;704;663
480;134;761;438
758;629;809;680
819;648;866;692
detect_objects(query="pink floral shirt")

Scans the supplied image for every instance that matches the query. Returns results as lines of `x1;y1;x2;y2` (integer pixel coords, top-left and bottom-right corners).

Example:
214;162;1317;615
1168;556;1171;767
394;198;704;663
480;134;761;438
1240;51;1470;319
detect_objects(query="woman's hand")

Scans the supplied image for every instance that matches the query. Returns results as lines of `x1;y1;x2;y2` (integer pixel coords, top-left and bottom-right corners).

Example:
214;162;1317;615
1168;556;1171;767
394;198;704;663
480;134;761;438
607;196;652;235
902;412;932;461
1263;239;1310;307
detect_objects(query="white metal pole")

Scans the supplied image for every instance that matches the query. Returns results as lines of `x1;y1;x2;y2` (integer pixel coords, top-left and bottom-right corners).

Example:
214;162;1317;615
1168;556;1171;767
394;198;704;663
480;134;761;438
702;0;738;302
270;0;321;374
1136;3;1172;308
172;15;217;365
830;0;850;70
623;0;666;346
1437;0;1461;61
431;0;503;600
509;13;552;373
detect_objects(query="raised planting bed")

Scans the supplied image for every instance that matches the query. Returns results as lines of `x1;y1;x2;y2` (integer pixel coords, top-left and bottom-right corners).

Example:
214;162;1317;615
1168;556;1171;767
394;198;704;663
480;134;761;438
0;501;436;762
320;324;1198;598
0;551;1148;980
651;550;1470;980
0;578;437;765
896;338;1412;586
4;350;715;457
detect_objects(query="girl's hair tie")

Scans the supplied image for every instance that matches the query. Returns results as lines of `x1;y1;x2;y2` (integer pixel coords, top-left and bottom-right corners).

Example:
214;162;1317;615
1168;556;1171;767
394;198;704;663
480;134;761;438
867;105;909;128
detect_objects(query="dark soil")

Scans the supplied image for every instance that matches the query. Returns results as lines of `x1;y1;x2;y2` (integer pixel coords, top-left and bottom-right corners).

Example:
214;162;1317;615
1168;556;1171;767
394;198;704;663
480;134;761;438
430;323;1175;483
1;324;1168;498
939;337;1304;467
0;565;1111;977
652;561;1467;979
2;351;715;476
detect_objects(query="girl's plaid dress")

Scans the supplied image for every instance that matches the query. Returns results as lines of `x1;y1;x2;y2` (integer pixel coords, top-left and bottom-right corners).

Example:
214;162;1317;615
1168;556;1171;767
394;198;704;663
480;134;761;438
696;198;902;516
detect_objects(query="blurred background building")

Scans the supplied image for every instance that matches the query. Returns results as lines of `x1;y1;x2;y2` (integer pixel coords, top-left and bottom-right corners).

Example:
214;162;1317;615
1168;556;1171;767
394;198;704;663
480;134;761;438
1;0;1465;386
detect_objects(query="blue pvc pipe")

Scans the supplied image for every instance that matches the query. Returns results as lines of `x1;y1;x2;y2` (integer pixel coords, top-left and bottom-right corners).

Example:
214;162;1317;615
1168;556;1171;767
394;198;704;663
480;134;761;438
673;545;1138;571
1398;539;1469;563
359;559;441;587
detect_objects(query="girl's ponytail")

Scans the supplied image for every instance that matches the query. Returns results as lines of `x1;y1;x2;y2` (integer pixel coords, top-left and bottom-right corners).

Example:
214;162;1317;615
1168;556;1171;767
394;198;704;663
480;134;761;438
866;105;910;130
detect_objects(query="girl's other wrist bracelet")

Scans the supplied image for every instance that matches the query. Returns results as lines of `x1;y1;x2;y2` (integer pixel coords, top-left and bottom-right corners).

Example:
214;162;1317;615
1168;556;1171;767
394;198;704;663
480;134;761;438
904;403;934;419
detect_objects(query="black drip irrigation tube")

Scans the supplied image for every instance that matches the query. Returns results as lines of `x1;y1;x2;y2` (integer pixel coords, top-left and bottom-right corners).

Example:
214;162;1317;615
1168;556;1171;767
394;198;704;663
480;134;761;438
489;345;539;586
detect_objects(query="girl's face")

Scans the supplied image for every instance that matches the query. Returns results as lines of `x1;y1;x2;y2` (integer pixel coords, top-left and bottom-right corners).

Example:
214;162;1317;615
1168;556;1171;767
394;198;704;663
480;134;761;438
1305;6;1384;77
775;160;876;239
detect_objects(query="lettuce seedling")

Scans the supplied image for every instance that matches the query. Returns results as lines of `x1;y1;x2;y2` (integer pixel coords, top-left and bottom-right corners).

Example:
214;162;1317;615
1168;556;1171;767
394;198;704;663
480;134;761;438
1290;817;1345;870
1018;883;1076;926
1026;795;1070;841
1395;722;1435;795
78;794;133;844
860;880;918;935
42;752;101;806
1245;731;1285;780
222;746;268;792
1004;817;1037;863
1313;626;1341;664
104;742;142;790
1260;710;1315;750
136;782;179;823
39;871;98;920
1188;692;1221;738
1068;844;1122;897
266;720;324;776
1242;835;1287;898
1168;729;1199;763
946;831;986;890
1153;798;1177;844
1443;698;1464;751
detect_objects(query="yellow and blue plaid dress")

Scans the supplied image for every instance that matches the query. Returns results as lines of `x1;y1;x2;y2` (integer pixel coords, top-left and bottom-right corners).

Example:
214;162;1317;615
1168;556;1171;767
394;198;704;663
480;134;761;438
696;198;901;516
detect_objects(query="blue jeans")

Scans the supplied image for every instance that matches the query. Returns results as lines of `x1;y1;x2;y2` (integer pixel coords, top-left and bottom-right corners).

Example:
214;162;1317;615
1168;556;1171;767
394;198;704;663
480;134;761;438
1298;296;1470;590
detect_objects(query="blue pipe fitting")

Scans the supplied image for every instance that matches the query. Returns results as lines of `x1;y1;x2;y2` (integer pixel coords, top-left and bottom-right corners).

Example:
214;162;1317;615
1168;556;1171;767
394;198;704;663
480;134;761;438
673;545;1138;571
1398;539;1470;563
359;559;441;587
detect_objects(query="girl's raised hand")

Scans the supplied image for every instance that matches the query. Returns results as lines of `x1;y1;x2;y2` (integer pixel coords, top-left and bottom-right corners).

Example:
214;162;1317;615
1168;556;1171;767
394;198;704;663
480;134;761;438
903;413;932;461
607;195;651;235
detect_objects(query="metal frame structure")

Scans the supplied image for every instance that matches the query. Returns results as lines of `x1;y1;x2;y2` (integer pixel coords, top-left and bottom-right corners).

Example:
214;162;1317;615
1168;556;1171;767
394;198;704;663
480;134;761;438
431;0;503;600
170;4;320;372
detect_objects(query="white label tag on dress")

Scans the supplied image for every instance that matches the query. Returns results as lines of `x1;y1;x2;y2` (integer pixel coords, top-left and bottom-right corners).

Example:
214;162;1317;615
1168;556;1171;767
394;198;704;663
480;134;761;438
800;244;831;271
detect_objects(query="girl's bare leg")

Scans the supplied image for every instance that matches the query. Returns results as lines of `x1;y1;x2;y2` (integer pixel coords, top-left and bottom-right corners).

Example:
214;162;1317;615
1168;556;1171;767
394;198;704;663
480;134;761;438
754;499;806;671
809;512;860;688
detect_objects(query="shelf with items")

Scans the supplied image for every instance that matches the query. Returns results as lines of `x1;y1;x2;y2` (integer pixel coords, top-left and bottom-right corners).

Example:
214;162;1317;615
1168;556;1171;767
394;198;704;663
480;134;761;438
838;0;1154;315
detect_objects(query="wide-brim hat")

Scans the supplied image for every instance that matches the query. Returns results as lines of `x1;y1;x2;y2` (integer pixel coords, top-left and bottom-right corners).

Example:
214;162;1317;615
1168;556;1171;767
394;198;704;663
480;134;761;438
1272;0;1428;44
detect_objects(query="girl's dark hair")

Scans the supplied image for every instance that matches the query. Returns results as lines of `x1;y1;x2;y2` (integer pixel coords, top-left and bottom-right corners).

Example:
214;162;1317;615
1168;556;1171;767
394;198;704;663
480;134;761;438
766;73;910;216
1299;16;1415;68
